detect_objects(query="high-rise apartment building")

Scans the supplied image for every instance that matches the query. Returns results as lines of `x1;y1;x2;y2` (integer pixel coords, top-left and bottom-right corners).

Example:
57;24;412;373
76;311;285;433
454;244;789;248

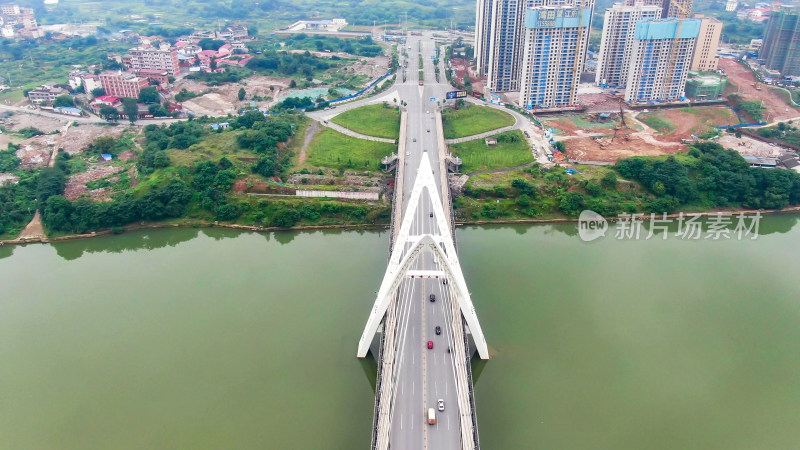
475;0;494;76
762;6;800;77
519;5;592;108
625;18;700;103
482;0;594;93
661;0;692;18
595;1;662;88
486;0;527;92
127;47;180;76
690;14;722;72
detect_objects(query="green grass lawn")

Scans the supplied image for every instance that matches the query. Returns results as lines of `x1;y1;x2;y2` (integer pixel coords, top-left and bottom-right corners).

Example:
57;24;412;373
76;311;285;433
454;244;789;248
450;130;533;173
330;103;401;139
442;105;515;139
638;114;677;134
305;128;395;170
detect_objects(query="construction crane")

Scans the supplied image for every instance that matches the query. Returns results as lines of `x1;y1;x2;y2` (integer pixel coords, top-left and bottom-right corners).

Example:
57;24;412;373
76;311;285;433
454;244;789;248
618;99;627;128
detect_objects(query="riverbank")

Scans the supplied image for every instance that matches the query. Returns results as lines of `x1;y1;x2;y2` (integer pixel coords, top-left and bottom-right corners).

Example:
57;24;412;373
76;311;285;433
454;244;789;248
4;205;800;248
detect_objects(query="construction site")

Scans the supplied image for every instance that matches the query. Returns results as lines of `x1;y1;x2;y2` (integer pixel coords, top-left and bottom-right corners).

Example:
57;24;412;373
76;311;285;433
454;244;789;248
544;101;680;162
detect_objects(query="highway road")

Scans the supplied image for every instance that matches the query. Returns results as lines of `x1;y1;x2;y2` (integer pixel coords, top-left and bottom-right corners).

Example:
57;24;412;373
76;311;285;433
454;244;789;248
386;35;464;450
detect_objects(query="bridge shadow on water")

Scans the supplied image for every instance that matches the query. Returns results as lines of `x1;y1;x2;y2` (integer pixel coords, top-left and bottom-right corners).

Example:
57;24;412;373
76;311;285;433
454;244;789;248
360;353;378;393
470;355;488;384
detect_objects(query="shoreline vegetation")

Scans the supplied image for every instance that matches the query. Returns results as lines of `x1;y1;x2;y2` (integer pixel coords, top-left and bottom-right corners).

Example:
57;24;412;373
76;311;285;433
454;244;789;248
4;205;800;248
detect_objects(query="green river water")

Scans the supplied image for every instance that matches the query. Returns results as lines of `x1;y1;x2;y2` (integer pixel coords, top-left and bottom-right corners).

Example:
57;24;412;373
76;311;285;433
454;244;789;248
1;216;799;449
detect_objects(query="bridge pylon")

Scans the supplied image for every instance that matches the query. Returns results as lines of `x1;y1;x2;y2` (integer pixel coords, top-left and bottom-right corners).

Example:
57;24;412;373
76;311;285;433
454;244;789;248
357;152;489;360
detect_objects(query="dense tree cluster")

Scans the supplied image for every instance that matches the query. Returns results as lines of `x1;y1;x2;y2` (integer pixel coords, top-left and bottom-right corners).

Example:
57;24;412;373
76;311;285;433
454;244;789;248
139;122;207;173
757;123;800;147
287;34;383;57
616;142;800;210
43;180;193;234
0;172;35;236
246;50;331;77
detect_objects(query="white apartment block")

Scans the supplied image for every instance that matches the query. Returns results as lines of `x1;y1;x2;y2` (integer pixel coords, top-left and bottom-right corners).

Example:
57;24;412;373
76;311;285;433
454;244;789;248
726;0;738;12
595;1;662;88
1;3;20;15
690;14;722;72
475;0;494;76
625;19;700;103
483;0;594;93
127;47;180;76
519;5;592;108
486;0;527;92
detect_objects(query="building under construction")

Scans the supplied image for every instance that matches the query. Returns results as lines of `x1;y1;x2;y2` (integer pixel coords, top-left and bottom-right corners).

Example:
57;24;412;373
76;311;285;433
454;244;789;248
762;6;800;77
684;72;727;100
625;18;701;103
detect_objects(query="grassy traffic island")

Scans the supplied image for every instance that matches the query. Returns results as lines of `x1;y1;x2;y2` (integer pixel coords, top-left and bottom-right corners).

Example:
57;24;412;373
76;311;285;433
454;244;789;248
298;127;396;171
454;142;800;222
442;104;516;139
0;111;396;241
330;103;401;139
449;130;534;174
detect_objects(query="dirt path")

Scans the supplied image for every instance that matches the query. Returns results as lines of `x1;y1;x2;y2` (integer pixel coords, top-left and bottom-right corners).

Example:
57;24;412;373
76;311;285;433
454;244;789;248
17;210;45;240
298;120;321;164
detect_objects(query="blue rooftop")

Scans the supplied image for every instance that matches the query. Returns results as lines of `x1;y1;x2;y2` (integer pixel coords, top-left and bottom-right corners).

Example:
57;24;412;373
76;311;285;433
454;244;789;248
635;19;701;40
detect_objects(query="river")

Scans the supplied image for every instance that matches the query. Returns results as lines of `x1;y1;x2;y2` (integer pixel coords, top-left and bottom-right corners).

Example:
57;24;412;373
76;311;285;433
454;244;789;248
1;216;799;449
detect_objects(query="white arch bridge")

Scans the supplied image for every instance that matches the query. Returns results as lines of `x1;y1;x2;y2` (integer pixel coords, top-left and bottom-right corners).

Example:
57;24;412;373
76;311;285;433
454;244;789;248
358;153;489;450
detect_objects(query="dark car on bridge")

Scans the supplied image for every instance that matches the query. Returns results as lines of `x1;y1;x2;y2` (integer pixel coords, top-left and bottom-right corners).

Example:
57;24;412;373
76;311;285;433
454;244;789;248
435;326;441;335
429;294;435;302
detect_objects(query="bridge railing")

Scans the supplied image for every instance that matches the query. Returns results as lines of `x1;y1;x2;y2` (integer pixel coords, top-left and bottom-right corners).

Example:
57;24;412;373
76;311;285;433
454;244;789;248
370;318;387;449
462;317;481;449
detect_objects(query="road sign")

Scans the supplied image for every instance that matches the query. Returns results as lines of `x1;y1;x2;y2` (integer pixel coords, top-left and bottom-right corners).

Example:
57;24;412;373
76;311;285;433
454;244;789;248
429;97;436;101
445;90;467;100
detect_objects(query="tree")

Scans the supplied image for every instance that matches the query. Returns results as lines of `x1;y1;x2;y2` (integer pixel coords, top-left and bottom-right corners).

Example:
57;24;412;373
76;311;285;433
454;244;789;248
289;79;297;88
87;136;116;155
198;38;225;50
238;87;246;101
36;167;66;209
558;192;585;217
148;104;168;117
53;95;74;108
601;171;617;189
216;202;242;221
91;87;106;98
122;98;139;123
251;155;276;177
153;151;170;168
99;105;119;121
138;86;160;104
